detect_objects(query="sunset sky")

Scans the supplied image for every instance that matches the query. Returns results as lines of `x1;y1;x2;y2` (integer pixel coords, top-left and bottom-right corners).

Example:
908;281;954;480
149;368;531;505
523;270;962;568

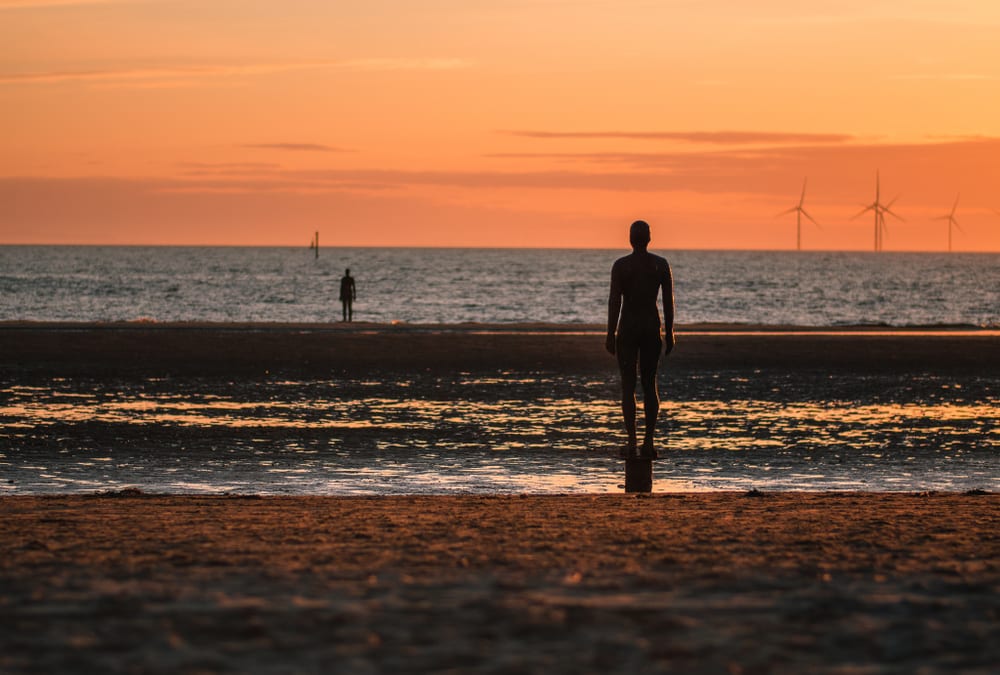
3;0;999;250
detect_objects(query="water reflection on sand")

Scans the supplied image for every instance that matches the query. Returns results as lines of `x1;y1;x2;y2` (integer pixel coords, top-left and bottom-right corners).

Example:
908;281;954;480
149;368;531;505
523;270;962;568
1;372;996;494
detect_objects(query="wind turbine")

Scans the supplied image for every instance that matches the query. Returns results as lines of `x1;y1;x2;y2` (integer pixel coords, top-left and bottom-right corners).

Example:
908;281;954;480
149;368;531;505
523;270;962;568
933;194;963;252
852;170;903;252
776;178;820;250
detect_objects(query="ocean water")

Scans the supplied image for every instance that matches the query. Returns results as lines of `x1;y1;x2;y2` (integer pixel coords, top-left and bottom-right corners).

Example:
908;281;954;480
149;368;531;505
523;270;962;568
1;246;998;327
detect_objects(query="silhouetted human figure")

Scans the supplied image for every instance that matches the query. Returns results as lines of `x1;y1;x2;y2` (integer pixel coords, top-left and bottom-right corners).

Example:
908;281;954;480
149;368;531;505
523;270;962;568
340;269;356;322
606;220;675;459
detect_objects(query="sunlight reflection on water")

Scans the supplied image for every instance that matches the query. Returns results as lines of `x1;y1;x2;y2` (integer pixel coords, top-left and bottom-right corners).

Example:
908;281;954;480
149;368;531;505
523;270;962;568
1;373;997;495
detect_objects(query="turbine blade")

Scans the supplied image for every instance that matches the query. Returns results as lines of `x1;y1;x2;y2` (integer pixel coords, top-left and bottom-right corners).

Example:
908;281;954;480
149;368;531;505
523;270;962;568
884;207;904;222
799;177;808;206
951;193;960;215
801;209;820;227
955;221;966;234
885;195;901;209
852;205;873;220
775;207;798;217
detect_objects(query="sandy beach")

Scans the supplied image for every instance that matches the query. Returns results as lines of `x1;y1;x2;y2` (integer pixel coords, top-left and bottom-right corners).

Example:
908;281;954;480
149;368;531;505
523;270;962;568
2;323;998;671
2;493;997;673
2;321;999;376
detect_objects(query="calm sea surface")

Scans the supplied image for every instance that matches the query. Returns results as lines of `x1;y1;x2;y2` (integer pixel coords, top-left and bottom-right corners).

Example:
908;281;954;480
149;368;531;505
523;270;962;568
1;246;998;326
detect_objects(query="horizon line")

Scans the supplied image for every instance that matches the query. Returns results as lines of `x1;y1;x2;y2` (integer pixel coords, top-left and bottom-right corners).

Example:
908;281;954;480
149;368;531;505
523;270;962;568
1;243;997;254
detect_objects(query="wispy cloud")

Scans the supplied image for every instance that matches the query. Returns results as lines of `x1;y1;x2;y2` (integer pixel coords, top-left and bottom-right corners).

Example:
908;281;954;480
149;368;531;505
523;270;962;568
243;143;352;153
746;3;1000;28
335;58;470;71
890;73;997;81
8;138;997;207
177;161;282;173
0;58;472;86
0;64;321;85
492;135;1000;161
501;130;856;145
138;136;999;199
0;0;147;8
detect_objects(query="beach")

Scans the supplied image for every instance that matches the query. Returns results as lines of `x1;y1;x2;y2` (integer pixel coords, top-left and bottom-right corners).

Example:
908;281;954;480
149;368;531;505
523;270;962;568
3;321;998;376
1;323;998;671
2;493;998;673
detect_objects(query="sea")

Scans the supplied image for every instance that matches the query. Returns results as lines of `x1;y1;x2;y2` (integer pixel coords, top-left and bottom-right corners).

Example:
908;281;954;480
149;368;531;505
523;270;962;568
1;246;997;495
1;246;998;326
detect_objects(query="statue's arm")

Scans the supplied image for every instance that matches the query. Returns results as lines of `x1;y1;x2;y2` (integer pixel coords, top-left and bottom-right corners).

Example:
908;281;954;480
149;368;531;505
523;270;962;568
606;264;622;355
662;263;675;355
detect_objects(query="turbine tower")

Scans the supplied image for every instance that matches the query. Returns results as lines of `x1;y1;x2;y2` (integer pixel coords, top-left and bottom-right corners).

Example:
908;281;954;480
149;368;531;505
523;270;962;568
933;194;963;252
853;170;902;252
776;178;819;250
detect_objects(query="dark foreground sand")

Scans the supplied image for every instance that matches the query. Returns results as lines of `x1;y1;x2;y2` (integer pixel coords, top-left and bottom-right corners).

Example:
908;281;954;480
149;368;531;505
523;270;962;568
2;494;998;673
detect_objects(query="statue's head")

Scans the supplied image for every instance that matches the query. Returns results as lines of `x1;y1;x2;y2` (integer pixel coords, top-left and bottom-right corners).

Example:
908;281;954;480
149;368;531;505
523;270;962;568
629;220;650;249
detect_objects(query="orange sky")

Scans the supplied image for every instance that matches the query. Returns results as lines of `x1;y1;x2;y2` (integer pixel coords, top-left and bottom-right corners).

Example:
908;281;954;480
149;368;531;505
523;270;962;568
2;0;999;250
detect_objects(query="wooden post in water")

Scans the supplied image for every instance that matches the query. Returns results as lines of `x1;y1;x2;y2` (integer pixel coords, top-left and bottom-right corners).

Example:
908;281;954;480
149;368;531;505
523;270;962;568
314;231;319;259
625;457;652;493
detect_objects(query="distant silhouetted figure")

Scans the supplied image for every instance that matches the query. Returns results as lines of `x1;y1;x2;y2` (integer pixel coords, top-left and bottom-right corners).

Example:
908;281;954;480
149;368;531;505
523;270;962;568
606;220;675;459
340;269;356;322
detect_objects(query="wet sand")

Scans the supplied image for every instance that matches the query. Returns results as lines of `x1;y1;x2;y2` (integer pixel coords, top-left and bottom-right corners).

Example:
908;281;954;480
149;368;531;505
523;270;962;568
2;321;998;376
2;322;998;493
2;493;997;673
